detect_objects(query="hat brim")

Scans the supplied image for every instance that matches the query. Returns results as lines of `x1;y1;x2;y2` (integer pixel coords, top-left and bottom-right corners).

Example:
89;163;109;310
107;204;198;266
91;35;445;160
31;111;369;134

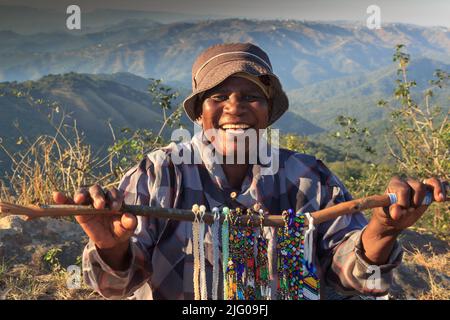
183;60;289;126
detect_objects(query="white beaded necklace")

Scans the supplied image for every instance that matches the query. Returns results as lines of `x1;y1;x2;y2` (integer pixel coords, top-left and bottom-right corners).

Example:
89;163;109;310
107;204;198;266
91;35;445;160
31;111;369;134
211;207;221;300
191;204;201;300
199;205;208;300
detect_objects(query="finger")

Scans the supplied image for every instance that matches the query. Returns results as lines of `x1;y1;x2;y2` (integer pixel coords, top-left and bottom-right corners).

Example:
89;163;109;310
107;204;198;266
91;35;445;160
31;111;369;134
111;213;137;240
406;178;426;208
73;187;92;205
388;176;411;208
121;213;137;231
106;187;124;211
389;203;407;221
52;191;74;205
89;184;106;209
423;177;445;202
75;213;97;224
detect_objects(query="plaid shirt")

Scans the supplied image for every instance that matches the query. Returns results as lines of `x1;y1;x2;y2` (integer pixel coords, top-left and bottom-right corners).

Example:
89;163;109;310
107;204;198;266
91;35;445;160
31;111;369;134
82;132;402;300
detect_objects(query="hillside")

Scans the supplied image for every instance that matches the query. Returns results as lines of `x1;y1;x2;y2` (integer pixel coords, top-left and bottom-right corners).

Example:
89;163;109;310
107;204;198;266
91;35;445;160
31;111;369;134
0;73;165;161
288;57;450;127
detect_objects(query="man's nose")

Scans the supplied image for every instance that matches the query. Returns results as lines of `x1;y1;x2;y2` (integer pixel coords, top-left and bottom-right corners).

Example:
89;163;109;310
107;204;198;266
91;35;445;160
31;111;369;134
223;94;247;115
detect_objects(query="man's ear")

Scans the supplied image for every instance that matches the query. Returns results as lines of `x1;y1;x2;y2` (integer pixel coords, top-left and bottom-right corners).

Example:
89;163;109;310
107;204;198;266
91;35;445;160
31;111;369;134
194;100;203;126
195;115;203;127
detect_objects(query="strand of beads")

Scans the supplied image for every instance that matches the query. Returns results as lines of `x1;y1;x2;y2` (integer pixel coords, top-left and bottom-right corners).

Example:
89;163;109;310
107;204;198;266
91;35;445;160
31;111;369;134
199;205;208;300
276;209;305;300
255;206;270;300
275;209;320;300
243;208;257;300
211;207;221;300
226;208;238;299
233;208;247;300
301;211;320;300
227;207;257;300
191;204;201;300
276;210;290;300
221;207;230;300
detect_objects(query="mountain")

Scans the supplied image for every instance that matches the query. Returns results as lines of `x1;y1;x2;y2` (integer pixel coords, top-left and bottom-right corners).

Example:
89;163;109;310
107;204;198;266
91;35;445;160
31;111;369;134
0;73;165;159
1;18;449;86
288;57;450;127
0;5;225;35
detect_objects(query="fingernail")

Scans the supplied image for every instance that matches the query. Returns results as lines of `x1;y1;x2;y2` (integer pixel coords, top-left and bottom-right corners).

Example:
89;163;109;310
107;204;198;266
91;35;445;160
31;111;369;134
94;199;104;209
112;201;119;210
439;193;444;200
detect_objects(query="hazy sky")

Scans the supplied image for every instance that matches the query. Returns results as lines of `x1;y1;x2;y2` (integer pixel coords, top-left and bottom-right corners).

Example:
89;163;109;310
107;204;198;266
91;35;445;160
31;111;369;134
1;0;449;27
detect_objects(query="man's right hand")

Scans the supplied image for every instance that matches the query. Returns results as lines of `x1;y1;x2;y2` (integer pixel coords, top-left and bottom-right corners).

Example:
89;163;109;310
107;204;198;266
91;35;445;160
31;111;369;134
53;185;137;270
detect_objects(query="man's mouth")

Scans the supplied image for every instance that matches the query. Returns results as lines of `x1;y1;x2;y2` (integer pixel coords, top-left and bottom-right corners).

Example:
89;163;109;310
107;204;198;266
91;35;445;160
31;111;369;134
219;123;252;134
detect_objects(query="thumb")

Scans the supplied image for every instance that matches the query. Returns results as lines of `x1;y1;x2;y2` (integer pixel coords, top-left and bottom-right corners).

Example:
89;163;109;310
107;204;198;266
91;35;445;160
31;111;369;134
111;213;137;241
389;204;407;221
121;213;137;231
52;191;74;204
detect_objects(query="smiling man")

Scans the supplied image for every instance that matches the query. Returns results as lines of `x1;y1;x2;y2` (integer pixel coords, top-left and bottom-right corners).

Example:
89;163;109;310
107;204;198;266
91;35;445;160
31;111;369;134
53;43;447;300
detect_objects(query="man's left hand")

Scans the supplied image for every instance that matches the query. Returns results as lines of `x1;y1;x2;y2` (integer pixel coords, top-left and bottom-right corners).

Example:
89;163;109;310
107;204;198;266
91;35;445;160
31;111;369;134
361;176;447;265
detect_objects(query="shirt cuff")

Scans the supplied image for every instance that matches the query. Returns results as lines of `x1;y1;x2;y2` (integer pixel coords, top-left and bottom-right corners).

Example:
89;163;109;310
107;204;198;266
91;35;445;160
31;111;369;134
352;227;403;295
86;239;137;279
354;227;403;271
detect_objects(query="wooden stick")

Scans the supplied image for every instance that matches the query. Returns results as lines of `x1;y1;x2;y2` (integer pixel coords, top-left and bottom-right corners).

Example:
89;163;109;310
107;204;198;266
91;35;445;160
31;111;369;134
2;192;445;227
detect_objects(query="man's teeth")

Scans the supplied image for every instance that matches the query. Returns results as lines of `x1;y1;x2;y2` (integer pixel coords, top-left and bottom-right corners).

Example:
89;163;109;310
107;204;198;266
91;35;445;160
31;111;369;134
221;124;251;130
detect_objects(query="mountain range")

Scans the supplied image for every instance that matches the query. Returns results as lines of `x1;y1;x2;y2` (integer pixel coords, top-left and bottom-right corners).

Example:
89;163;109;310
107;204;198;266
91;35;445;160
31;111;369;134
1;16;449;85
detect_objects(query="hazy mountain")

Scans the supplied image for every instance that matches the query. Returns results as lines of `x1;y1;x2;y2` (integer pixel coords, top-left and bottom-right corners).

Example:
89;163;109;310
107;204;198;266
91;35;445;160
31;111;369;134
0;5;225;35
289;57;450;127
1;18;449;87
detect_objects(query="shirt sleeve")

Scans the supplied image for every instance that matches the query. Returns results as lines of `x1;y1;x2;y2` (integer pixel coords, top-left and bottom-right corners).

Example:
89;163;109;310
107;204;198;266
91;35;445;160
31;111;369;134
82;154;168;299
315;160;403;297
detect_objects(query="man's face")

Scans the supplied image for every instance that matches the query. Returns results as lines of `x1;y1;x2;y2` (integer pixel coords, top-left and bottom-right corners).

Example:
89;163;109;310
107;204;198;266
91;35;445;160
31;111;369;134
198;76;270;160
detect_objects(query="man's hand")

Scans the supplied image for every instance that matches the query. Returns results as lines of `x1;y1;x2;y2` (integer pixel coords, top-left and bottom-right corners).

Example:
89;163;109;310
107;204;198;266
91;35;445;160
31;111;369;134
362;176;447;265
53;185;137;270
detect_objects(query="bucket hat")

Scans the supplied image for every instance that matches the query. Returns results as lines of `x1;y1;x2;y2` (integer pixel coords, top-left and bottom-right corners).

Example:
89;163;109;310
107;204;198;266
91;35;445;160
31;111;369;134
182;43;289;125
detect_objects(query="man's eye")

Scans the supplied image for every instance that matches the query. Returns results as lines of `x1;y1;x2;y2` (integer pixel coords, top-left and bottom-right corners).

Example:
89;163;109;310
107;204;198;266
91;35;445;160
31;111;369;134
244;95;261;101
211;95;227;101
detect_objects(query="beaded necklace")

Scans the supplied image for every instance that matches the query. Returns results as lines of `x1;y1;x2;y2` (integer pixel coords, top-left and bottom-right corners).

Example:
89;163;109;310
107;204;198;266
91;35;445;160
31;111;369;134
199;205;208;300
211;207;221;300
255;206;270;299
193;202;319;301
224;204;267;300
191;204;201;300
221;207;230;300
276;209;320;300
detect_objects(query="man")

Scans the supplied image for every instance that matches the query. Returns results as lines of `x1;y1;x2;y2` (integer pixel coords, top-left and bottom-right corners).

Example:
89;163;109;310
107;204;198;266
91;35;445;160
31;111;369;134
53;43;447;300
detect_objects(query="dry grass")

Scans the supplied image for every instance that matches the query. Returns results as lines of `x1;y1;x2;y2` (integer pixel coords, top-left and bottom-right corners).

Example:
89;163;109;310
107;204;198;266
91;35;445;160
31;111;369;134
0;114;121;206
407;248;450;300
397;243;450;300
0;262;102;300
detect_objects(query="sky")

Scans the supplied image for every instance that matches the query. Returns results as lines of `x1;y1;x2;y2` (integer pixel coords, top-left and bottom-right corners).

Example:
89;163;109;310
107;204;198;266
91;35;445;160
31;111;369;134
1;0;449;27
